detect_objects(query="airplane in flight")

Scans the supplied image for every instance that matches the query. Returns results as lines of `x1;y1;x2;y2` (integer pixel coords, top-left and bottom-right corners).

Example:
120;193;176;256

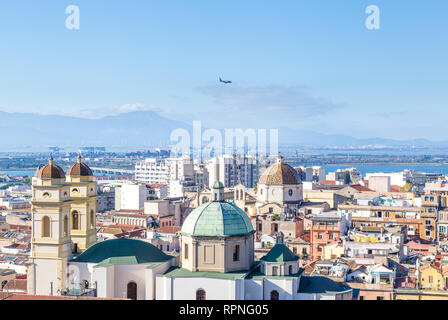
219;77;232;84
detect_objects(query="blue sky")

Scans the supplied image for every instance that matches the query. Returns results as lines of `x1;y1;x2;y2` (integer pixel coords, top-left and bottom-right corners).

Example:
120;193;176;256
0;1;447;140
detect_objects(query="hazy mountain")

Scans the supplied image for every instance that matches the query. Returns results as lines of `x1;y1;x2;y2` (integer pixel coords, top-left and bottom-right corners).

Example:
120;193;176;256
0;110;447;152
0;110;189;151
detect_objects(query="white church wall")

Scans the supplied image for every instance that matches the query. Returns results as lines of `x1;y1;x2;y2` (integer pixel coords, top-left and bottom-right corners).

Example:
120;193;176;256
33;258;59;295
92;264;116;298
155;275;173;300
114;264;147;300
169;277;237;300
262;278;294;300
244;279;263;300
145;260;172;300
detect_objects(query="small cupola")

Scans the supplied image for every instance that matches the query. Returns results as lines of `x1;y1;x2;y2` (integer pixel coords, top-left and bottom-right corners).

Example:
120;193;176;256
212;181;225;202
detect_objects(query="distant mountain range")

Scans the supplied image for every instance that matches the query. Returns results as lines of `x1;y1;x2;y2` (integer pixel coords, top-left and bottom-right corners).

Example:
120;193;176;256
0;110;447;152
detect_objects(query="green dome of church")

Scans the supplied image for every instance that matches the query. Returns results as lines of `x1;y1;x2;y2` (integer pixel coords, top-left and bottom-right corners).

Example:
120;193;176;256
72;238;172;265
181;201;255;237
212;181;224;189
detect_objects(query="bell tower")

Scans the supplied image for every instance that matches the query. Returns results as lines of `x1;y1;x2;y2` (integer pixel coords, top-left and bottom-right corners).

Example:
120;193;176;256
66;154;97;252
28;157;72;296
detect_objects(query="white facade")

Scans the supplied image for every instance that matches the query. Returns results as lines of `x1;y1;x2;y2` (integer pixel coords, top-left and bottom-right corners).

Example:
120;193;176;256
119;184;167;210
206;154;258;188
135;157;195;195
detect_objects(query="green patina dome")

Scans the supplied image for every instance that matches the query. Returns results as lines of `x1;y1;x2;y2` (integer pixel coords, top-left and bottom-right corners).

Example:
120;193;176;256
260;244;299;262
181;201;255;237
212;181;224;189
73;238;172;265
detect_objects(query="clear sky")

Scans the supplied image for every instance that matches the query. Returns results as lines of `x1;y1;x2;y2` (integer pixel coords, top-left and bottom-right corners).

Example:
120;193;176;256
0;0;447;140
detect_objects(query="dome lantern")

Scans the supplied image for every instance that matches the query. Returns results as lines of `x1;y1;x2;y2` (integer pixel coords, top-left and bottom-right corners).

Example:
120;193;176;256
212;180;224;202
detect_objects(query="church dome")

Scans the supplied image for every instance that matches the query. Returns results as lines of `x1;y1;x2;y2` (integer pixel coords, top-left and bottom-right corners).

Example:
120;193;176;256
212;181;224;189
258;156;299;185
73;238;172;264
67;155;93;176
181;201;255;237
260;243;299;262
35;158;65;179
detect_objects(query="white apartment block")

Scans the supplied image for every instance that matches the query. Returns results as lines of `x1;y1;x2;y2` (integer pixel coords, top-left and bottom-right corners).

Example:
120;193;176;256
206;154;258;189
117;183;168;211
135;156;195;185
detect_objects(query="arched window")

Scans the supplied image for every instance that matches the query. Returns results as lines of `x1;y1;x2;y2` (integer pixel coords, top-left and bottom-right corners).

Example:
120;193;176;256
270;290;279;300
127;281;137;300
42;192;50;198
288;189;293;197
42;216;51;237
288;265;293;275
196;289;206;300
202;197;209;204
64;215;68;237
90;210;95;228
72;211;79;230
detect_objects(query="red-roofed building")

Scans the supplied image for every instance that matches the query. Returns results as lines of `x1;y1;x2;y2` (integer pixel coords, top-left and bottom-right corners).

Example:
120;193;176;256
350;184;373;192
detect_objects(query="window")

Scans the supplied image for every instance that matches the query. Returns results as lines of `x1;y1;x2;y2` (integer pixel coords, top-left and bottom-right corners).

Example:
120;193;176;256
273;223;278;232
288;189;293;197
270;290;279;300
90;210;95;228
64;215;68;237
429;276;434;283
426;220;432;225
72;211;79;230
196;289;206;300
288;265;293;275
329;232;333;240
184;244;189;259
359;296;364;300
233;245;240;261
272;266;279;276
377;296;384;300
318;233;322;239
42;216;51;237
258;224;262;232
269;207;273;214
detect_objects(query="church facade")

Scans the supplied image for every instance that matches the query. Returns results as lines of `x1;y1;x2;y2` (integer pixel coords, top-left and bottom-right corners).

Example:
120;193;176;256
27;155;98;296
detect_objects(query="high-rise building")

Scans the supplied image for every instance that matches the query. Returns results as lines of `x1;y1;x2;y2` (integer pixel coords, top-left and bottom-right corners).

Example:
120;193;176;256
134;156;194;186
206;154;258;189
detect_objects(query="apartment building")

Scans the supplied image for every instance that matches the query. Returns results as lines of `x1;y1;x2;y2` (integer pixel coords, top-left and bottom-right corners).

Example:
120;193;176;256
206;154;258;188
337;203;435;241
116;183;168;211
135;156;194;185
310;211;350;261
